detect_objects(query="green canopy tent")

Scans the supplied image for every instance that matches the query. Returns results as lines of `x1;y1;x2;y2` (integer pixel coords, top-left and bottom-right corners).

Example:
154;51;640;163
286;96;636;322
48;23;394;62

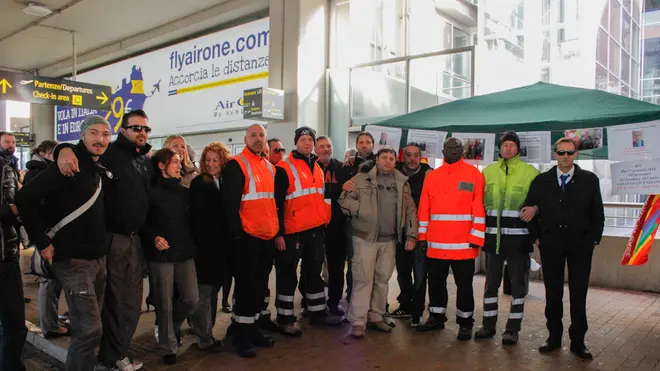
372;82;660;159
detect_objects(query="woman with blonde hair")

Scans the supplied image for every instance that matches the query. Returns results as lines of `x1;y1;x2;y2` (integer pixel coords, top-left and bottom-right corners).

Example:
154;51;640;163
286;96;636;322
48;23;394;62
187;142;232;352
163;135;198;187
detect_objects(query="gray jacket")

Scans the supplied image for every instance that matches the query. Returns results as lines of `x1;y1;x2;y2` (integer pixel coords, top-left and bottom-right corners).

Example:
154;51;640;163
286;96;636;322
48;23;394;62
338;162;418;243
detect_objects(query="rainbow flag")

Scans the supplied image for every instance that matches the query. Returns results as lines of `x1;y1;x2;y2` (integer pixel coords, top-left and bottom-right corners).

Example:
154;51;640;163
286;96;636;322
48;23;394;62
621;195;660;266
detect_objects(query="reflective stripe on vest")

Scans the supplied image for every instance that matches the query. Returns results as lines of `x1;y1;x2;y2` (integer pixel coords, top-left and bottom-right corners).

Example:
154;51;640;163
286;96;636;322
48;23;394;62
430;214;472;221
428;242;470;250
283;158;324;200
237;154;275;201
486;209;519;218
485;227;529;235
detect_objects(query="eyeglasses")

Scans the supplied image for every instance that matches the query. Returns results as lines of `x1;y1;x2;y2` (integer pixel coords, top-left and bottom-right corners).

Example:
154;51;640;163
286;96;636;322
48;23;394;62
273;148;286;154
556;150;575;156
126;125;152;134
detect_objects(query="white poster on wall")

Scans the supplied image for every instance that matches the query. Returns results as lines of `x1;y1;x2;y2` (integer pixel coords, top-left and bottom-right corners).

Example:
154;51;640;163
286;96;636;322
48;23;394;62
451;132;496;165
607;121;660;162
516;131;552;163
407;129;447;158
611;159;660;195
55;18;270;142
365;125;403;153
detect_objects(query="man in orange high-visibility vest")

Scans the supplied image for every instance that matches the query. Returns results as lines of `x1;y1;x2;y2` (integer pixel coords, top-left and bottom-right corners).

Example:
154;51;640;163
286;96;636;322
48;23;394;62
273;127;339;336
416;138;486;341
222;124;279;358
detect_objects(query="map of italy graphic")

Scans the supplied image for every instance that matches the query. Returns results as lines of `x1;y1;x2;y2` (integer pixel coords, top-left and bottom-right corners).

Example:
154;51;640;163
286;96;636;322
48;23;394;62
107;66;149;132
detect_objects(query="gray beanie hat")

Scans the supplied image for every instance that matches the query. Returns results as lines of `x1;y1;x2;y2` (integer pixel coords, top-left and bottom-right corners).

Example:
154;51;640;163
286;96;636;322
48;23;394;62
80;115;112;138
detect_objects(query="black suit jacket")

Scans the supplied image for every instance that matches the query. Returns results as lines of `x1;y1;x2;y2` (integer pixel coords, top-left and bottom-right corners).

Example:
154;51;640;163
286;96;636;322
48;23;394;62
525;165;605;249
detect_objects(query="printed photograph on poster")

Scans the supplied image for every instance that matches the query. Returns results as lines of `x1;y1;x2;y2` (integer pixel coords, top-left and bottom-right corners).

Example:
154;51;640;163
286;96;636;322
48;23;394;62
451;133;496;165
564;128;604;150
516;131;552;163
407;130;448;158
365;125;403;153
607;121;660;162
611;159;660;195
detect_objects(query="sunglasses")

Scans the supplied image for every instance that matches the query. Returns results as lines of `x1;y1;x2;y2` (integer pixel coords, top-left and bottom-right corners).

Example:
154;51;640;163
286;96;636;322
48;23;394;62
273;148;286;154
555;150;575;156
126;125;152;134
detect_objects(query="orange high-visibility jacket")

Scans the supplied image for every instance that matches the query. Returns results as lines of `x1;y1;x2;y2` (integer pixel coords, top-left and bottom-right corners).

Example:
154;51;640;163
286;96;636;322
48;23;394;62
234;147;279;240
418;159;486;260
277;156;330;234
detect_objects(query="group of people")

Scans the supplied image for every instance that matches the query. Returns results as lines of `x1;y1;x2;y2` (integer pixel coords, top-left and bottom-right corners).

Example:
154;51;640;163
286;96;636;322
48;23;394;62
0;109;605;371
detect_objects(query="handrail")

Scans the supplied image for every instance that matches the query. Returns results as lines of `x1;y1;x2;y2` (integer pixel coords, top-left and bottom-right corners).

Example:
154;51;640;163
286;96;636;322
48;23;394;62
604;202;644;209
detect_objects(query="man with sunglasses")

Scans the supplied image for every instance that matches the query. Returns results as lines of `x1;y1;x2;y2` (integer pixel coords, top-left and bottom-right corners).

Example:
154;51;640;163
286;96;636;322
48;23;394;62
55;109;152;371
268;138;286;166
524;137;604;360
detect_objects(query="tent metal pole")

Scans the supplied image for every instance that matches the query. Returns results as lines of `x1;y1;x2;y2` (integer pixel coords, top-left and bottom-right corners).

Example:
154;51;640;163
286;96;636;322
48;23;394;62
470;46;475;97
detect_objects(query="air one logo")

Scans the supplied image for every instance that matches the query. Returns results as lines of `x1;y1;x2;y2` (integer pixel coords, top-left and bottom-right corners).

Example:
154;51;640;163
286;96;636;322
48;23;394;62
214;96;244;119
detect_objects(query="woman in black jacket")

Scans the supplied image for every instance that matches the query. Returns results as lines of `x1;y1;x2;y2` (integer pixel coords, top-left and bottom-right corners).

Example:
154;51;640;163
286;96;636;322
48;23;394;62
23;140;71;339
143;148;199;365
187;142;231;353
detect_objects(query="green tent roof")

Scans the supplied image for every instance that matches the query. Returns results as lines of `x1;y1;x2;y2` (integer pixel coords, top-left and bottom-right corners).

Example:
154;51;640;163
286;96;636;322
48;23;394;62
374;82;660;133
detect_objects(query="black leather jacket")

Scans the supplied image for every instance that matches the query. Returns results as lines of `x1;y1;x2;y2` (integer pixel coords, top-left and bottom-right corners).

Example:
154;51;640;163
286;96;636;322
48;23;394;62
0;154;19;261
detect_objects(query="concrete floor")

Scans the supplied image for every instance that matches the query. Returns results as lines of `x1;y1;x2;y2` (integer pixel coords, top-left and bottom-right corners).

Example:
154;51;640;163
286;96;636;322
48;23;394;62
19;247;660;371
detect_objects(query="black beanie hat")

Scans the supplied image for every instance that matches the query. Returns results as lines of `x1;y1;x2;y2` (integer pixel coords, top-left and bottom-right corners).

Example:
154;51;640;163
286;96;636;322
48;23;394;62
294;126;316;144
499;131;520;149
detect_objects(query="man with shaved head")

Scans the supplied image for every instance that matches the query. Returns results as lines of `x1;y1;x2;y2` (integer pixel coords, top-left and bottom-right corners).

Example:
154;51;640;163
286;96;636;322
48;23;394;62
222;123;279;358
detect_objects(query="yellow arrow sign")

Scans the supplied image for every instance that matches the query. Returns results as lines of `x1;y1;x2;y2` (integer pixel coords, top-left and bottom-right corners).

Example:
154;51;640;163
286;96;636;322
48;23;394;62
0;79;12;94
96;91;108;105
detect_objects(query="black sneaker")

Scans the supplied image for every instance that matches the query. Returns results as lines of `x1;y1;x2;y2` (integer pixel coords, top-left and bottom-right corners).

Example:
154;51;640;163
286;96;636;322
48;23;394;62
163;354;177;365
253;330;275;348
410;316;424;328
416;317;445;332
389;306;411;318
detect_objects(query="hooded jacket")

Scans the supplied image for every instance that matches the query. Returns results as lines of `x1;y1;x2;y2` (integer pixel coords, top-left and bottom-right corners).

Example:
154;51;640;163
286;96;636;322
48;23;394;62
338;161;418;243
24;155;52;185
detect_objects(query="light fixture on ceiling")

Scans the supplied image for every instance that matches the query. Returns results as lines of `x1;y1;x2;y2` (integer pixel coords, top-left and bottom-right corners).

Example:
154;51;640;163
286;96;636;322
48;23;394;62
23;3;53;17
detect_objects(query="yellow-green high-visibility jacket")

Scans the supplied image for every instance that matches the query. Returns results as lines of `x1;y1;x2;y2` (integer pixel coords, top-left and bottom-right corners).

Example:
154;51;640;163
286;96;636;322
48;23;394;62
482;155;539;254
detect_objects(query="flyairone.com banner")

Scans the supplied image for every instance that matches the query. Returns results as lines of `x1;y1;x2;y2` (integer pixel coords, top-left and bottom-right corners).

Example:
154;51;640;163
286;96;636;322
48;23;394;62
55;18;270;142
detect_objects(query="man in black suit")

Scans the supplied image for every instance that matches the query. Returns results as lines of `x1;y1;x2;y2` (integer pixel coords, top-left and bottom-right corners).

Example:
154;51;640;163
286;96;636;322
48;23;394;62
523;137;604;360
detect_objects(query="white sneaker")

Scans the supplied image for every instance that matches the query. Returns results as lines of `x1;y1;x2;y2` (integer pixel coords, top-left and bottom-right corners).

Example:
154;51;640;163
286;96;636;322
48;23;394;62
116;357;143;371
154;326;159;342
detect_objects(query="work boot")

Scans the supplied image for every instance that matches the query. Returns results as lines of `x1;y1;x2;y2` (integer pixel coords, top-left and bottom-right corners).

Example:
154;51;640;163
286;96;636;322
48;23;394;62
278;322;303;337
502;331;519;345
328;304;345;317
416;316;445;332
457;327;472;341
350;325;365;339
309;313;342;327
258;316;280;332
235;344;257;358
474;327;496;339
367;321;393;333
253;330;275;348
